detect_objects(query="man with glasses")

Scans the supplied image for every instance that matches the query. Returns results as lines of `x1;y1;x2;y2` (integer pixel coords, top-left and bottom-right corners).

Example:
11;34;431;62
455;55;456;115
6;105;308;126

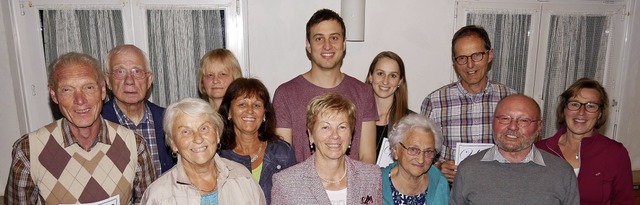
420;25;516;182
450;94;579;205
102;44;175;176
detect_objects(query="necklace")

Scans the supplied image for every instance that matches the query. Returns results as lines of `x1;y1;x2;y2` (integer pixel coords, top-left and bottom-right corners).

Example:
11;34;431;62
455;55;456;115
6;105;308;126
250;142;263;163
318;166;347;184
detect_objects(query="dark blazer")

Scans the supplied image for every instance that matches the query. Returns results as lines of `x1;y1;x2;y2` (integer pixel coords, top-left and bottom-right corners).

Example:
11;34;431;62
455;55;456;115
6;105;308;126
102;99;176;173
219;139;296;205
271;156;382;205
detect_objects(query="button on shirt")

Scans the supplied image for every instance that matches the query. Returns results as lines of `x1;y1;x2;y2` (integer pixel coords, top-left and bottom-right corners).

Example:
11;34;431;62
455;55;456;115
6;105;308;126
113;102;162;177
421;80;516;161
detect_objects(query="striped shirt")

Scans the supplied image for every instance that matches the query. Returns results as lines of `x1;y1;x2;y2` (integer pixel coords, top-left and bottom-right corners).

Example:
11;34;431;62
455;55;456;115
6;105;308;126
420;80;516;161
112;102;162;177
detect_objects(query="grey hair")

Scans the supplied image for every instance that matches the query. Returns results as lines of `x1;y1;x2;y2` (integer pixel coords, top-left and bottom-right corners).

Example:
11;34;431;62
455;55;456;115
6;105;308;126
163;97;223;150
48;52;103;89
105;44;151;73
388;114;443;154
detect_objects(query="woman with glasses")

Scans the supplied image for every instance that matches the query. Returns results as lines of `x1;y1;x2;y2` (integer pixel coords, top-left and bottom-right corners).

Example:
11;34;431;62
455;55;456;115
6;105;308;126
271;93;382;204
535;78;633;204
364;51;414;162
381;114;448;205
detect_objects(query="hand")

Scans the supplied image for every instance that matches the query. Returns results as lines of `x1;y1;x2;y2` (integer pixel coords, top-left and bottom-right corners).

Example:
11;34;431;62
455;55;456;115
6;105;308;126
439;160;457;182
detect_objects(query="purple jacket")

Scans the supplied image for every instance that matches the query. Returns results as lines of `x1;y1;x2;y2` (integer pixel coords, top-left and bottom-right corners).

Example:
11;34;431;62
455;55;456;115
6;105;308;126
535;128;633;205
271;156;382;204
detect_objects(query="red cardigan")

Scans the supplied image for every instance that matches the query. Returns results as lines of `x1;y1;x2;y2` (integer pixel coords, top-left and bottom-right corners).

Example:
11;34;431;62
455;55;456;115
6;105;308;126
535;128;634;205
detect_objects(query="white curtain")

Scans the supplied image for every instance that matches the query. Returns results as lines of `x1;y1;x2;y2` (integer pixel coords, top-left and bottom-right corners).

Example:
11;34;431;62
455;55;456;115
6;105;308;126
42;9;124;72
146;9;225;107
541;14;608;137
41;9;124;119
467;11;610;137
467;11;532;93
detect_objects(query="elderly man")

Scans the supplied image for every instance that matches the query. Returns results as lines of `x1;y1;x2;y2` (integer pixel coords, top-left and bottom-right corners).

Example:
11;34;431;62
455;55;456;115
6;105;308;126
102;44;175;176
420;25;517;182
272;9;377;164
4;52;156;204
450;94;579;205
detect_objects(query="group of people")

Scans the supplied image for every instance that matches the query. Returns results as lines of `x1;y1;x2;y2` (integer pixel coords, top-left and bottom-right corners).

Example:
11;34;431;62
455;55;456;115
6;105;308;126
3;7;633;205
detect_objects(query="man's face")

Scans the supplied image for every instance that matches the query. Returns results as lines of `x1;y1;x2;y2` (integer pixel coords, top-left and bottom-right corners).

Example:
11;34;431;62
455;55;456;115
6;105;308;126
492;95;542;154
306;20;346;71
452;35;492;92
50;63;106;129
106;50;153;106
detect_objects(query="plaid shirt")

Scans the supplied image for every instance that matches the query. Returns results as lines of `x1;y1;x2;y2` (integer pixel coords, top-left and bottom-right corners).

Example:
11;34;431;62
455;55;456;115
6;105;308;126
113;102;162;177
4;118;156;204
421;80;516;161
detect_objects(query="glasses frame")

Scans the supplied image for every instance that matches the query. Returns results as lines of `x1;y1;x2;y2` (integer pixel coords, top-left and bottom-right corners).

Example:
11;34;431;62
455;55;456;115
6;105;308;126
108;68;150;80
494;115;539;128
453;50;489;65
566;101;601;113
398;142;436;158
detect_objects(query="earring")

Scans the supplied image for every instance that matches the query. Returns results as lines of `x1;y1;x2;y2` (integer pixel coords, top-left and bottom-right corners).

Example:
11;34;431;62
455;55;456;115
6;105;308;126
263;117;266;122
309;143;315;150
348;144;351;149
228;116;231;120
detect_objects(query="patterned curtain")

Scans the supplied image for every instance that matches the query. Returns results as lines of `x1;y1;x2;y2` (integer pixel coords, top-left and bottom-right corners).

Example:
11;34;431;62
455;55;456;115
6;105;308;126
146;9;225;107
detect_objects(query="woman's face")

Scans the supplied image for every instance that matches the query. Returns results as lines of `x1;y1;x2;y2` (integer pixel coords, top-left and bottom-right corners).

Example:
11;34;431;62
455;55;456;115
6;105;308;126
203;63;234;101
564;88;601;137
368;57;403;99
230;95;265;136
393;128;435;177
309;112;352;161
171;112;219;168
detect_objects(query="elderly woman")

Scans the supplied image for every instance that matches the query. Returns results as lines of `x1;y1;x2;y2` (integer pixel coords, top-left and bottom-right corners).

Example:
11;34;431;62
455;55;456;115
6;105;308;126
217;78;296;204
535;78;633;204
381;114;449;204
271;93;382;204
365;51;414;160
140;98;265;204
197;48;243;110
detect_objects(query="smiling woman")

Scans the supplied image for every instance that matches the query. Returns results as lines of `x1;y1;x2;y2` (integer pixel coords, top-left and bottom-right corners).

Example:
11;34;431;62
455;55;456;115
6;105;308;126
141;97;265;204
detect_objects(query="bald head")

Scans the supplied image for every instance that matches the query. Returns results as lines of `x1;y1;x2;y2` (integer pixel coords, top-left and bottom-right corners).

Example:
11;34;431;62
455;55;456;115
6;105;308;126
495;94;541;120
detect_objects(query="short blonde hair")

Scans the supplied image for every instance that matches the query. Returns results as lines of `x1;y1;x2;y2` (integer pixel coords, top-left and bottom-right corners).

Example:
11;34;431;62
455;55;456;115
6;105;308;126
306;93;356;133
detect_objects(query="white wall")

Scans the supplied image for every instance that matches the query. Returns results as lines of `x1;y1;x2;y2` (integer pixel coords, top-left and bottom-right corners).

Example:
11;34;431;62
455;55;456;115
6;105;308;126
0;0;638;194
0;0;28;195
617;0;640;170
247;0;455;111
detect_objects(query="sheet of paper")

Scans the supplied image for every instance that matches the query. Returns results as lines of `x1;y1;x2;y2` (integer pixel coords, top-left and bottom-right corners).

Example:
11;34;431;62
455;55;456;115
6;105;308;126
376;138;394;167
455;143;494;165
61;195;120;205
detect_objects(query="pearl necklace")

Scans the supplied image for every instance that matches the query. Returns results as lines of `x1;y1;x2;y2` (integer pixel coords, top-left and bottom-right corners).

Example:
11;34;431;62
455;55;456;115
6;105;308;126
318;166;347;184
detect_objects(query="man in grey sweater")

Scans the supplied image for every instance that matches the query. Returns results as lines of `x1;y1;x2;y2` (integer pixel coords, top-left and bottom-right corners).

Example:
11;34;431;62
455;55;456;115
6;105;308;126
450;94;579;205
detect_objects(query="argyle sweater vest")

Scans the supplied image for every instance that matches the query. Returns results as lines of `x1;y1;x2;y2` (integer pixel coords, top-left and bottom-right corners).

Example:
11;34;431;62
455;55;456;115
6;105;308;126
28;119;138;205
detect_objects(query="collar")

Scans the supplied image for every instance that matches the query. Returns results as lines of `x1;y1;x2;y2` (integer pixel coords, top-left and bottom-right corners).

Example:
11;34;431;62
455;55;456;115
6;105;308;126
455;78;491;97
113;101;152;125
481;145;545;166
175;154;232;187
61;117;111;148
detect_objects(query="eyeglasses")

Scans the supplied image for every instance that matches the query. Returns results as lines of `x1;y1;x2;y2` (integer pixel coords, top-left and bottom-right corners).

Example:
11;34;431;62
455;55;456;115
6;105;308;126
566;101;600;113
494;115;539;128
399;142;436;158
454;50;489;65
108;68;149;80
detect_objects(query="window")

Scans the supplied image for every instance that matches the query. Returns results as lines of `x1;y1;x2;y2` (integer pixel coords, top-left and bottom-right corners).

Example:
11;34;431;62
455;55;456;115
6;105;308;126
12;0;246;129
456;1;625;137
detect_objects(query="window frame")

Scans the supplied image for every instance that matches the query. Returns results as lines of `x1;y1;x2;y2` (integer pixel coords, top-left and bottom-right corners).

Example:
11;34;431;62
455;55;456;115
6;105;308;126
10;0;247;130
